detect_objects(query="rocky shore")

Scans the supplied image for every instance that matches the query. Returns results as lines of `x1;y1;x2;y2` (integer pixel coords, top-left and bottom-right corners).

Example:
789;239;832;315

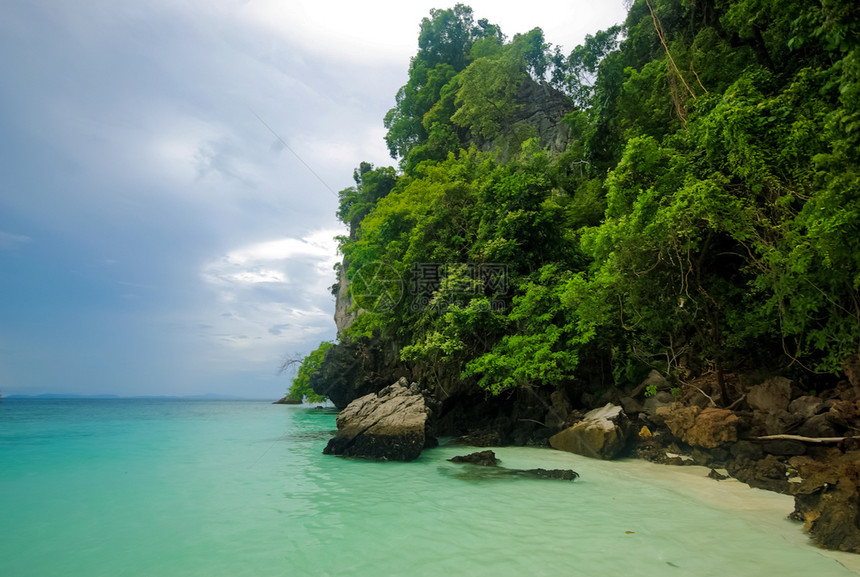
318;360;860;554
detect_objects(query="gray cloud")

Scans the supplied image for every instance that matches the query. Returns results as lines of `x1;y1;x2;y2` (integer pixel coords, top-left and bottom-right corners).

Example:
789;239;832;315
269;324;291;336
0;0;627;397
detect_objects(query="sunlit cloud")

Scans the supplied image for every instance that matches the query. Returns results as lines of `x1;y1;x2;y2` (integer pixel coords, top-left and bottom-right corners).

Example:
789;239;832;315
197;229;341;361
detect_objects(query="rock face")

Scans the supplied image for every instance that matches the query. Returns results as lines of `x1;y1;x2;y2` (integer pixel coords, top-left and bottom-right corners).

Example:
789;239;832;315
323;378;437;461
333;258;357;336
309;338;404;410
509;79;573;155
549;403;631;459
437;386;557;447
792;450;860;553
472;76;573;159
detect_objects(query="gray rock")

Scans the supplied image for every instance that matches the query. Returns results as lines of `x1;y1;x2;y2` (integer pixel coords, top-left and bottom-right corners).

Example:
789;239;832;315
632;369;668;398
475;77;573;158
323;378;436;461
545;388;572;430
748;376;792;413
764;409;804;435
730;440;765;462
794;413;840;438
620;396;644;415
789;395;824;419
642;395;672;418
549;403;631;460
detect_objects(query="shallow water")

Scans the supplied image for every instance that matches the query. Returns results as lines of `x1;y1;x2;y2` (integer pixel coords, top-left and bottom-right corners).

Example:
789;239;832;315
0;399;857;577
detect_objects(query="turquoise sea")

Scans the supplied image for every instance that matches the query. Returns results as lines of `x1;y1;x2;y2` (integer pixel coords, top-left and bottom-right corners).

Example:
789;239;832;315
1;399;857;577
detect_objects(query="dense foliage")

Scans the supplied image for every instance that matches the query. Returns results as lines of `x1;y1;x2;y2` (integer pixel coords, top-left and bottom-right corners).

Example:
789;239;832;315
287;341;334;403
321;0;859;402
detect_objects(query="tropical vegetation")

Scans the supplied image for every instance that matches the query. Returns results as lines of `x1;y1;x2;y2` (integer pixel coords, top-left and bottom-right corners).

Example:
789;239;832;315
304;0;859;404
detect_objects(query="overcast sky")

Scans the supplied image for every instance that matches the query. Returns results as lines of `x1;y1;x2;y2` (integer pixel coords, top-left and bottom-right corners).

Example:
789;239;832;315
0;0;628;398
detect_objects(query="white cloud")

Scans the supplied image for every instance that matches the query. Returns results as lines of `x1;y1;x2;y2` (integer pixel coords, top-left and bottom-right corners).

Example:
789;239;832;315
231;0;628;66
198;229;341;359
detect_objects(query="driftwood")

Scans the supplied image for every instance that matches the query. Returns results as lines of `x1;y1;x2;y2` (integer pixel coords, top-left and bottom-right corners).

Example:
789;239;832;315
755;434;860;444
726;393;746;410
518;418;550;428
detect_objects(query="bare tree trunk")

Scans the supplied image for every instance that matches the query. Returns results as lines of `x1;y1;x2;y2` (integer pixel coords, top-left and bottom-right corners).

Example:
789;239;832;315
710;310;730;407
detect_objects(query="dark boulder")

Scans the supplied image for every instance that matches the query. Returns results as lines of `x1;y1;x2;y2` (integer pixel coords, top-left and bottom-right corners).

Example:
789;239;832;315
729;454;791;493
794;414;840;438
730;440;765;462
446;461;579;482
789;396;825;419
546;388;573;430
747;377;792;413
448;450;499;467
323;378;437;461
455;429;504;447
437;386;554;447
792;450;860;553
520;468;579;481
827;400;860;432
762;440;807;456
709;468;729;481
762;409;804;435
309;338;404;410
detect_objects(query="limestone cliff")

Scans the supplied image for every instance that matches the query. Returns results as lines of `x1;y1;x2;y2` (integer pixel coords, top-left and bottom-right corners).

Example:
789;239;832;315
333;258;356;336
471;76;573;160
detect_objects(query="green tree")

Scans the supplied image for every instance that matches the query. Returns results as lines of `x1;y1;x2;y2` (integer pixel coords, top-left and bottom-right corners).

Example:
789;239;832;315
285;342;334;403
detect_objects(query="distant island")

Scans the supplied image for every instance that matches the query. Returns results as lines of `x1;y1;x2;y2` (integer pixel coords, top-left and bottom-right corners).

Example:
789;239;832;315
6;393;252;400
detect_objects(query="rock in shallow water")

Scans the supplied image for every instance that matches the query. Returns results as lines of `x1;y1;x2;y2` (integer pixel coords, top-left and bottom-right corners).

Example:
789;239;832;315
549;403;632;460
323;378;437;461
521;468;579;481
446;450;578;481
448;450;499;466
